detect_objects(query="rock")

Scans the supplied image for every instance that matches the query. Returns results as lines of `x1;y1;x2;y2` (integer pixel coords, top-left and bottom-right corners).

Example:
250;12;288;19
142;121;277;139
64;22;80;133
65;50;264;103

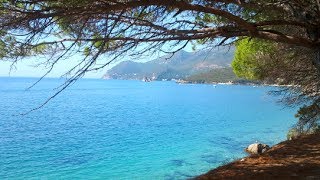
246;143;259;154
245;143;270;154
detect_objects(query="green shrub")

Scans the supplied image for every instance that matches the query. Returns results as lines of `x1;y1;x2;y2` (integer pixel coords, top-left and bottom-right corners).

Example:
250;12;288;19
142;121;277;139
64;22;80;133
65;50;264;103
287;128;301;140
287;124;320;140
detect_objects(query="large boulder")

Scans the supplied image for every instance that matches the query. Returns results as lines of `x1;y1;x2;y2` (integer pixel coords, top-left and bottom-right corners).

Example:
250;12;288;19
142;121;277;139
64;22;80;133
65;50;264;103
245;143;270;154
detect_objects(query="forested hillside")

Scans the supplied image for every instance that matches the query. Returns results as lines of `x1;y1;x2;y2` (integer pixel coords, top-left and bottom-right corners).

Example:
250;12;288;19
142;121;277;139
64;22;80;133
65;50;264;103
103;47;234;80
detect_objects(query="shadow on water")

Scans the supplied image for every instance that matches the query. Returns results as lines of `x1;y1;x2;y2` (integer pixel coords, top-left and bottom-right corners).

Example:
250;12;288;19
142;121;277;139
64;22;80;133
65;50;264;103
169;159;192;167
208;136;251;153
164;171;194;180
52;154;93;167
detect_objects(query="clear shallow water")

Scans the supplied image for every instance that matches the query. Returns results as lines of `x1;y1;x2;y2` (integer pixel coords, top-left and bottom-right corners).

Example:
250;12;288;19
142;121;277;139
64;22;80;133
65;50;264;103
0;77;297;179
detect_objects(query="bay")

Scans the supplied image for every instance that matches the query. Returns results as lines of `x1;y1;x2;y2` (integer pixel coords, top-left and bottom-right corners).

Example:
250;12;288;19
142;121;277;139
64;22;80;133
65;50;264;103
0;78;296;179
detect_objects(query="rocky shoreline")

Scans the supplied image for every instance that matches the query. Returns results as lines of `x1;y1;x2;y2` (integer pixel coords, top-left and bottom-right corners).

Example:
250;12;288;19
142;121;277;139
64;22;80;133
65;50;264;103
195;133;320;179
175;79;293;87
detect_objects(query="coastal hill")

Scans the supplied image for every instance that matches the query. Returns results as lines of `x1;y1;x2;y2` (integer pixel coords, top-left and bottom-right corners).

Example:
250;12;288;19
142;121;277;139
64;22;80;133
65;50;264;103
103;47;235;81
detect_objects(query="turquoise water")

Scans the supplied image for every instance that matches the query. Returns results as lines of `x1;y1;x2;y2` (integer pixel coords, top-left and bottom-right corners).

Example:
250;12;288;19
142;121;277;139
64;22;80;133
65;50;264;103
0;78;297;179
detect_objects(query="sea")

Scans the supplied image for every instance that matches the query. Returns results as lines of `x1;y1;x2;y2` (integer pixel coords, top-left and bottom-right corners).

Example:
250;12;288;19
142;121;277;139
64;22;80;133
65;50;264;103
0;77;297;179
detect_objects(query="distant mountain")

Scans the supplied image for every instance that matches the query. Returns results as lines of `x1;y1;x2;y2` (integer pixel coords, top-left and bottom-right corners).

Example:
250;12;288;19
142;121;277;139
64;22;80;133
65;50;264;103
103;47;234;80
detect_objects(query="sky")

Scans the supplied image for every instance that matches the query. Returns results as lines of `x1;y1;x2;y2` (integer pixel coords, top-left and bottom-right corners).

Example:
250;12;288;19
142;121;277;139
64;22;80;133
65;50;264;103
0;43;196;79
0;57;115;79
0;50;160;79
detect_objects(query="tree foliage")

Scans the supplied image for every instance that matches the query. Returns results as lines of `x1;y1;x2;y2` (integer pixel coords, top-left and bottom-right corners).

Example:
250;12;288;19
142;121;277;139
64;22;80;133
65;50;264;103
232;38;275;80
231;38;320;131
0;0;320;117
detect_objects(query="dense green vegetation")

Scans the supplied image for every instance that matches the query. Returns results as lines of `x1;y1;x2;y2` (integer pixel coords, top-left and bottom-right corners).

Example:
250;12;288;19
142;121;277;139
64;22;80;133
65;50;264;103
185;68;239;83
231;38;275;80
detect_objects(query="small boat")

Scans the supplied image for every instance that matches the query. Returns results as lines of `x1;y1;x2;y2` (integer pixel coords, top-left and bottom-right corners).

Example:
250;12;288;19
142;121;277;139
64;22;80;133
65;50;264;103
142;77;152;82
